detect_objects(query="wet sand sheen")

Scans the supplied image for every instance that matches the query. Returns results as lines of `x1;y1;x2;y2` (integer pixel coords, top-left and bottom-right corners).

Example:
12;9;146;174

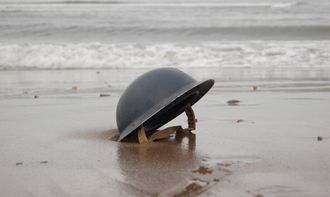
0;69;330;196
113;130;234;196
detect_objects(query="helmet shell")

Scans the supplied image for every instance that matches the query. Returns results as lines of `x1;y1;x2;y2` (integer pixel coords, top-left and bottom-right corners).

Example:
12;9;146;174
116;68;214;141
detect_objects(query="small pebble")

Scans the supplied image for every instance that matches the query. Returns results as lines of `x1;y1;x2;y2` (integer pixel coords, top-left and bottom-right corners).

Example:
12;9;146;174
40;161;48;164
252;86;258;91
236;119;244;123
15;162;23;166
34;95;39;99
218;163;232;167
227;99;240;106
317;136;323;141
72;86;78;90
99;93;110;97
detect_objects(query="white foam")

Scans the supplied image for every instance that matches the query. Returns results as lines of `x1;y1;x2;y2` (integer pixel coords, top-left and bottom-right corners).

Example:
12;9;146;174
0;1;301;8
1;41;330;70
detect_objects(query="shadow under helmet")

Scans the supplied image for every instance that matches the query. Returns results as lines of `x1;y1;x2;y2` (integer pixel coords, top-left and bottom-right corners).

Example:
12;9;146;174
116;68;214;142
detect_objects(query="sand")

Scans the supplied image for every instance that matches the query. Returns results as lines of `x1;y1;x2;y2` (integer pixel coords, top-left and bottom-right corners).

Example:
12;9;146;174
0;68;330;197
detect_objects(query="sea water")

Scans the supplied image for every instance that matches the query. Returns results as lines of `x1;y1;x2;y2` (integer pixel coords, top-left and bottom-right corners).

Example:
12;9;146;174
0;0;330;69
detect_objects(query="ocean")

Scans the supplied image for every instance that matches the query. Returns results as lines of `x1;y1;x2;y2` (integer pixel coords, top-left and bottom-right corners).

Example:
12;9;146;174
0;0;330;70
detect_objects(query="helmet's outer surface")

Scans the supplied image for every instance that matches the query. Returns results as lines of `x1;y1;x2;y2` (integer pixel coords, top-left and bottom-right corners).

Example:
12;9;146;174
116;68;214;141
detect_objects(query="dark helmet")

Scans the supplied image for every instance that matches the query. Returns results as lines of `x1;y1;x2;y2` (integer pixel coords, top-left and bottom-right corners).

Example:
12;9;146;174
116;68;214;141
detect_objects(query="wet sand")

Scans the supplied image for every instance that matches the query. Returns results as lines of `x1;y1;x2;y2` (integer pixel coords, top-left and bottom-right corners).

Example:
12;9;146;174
0;68;330;196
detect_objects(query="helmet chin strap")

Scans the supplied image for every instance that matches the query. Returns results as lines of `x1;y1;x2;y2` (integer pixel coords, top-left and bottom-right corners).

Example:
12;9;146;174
137;104;197;144
183;103;197;133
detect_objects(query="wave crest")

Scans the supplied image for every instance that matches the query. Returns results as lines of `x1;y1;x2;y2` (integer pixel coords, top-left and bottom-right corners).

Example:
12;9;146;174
1;41;330;70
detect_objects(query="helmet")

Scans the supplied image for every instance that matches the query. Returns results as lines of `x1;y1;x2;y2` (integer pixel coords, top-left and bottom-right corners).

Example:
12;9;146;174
116;68;214;141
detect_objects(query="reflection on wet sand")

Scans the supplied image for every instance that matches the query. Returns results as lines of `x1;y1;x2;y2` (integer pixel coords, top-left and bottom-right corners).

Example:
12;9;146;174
117;132;200;196
115;130;235;196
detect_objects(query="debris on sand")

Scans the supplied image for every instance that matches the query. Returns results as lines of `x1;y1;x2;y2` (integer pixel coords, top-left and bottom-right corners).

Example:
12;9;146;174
236;119;244;123
192;166;213;175
317;136;323;141
218;163;232;167
247;190;265;197
15;162;23;166
110;134;119;141
40;161;48;164
72;86;78;90
252;85;258;91
99;93;110;97
255;194;264;197
227;99;240;106
34;95;39;99
173;182;203;197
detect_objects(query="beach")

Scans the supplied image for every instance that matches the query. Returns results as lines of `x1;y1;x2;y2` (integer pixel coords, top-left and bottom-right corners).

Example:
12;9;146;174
1;68;330;196
1;0;330;196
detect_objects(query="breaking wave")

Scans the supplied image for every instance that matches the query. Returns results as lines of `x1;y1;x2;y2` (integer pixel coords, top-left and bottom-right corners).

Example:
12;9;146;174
0;1;301;8
1;41;330;70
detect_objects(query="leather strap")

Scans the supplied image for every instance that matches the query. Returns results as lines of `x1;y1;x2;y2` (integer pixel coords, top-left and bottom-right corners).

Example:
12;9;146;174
137;125;148;144
183;104;196;132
